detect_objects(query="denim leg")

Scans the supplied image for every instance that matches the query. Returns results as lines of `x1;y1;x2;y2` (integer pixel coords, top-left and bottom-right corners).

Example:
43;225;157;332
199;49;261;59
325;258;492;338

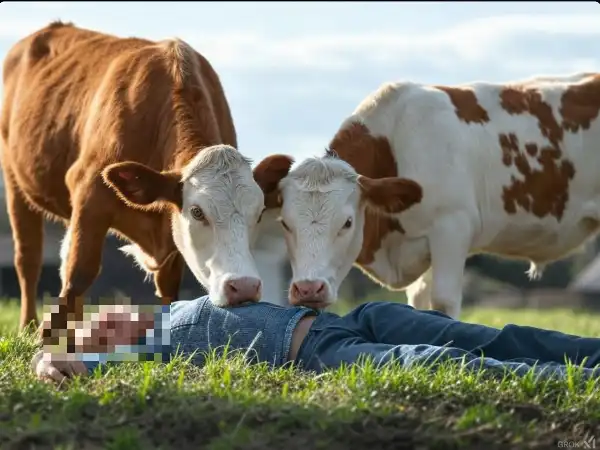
341;302;600;368
305;334;600;380
343;302;500;348
474;324;600;368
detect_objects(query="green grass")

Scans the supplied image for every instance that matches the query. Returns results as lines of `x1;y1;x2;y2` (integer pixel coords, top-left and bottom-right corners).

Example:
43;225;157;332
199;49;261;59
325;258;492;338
0;298;599;449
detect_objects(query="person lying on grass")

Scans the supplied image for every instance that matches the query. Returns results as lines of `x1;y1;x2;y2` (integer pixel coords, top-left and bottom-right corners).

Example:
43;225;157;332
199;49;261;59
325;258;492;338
32;296;600;384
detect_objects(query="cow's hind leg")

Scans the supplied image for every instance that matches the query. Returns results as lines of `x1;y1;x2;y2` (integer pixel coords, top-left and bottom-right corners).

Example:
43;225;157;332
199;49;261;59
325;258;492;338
4;171;44;331
43;178;114;349
405;268;433;310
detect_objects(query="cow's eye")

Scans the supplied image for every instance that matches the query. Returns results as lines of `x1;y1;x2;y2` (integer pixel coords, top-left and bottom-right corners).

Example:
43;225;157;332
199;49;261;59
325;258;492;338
342;217;353;229
190;206;206;222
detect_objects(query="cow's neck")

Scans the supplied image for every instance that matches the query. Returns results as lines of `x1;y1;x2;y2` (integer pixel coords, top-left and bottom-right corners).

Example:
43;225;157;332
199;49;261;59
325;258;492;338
169;88;223;171
328;119;407;271
112;208;176;264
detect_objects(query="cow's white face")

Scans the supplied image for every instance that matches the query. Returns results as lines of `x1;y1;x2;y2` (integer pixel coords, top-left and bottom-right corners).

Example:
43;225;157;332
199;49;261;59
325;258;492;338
277;155;423;308
103;145;293;307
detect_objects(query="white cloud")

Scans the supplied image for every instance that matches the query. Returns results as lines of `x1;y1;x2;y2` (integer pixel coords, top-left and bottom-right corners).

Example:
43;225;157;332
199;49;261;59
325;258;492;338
27;2;70;10
266;134;330;167
0;12;128;42
181;13;600;72
2;11;597;76
240;132;330;166
500;57;600;79
264;81;362;103
0;17;57;39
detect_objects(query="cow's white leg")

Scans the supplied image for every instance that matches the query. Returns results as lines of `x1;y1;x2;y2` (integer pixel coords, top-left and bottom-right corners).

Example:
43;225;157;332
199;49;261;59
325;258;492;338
59;225;73;286
253;212;290;306
405;268;432;310
254;250;288;306
427;213;473;319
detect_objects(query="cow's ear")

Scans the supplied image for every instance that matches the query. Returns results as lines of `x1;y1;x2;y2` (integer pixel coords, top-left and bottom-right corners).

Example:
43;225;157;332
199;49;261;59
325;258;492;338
103;162;183;211
357;175;423;214
253;154;294;209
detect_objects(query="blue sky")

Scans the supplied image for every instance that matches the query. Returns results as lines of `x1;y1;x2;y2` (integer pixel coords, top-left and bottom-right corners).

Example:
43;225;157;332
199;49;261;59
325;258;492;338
0;1;599;165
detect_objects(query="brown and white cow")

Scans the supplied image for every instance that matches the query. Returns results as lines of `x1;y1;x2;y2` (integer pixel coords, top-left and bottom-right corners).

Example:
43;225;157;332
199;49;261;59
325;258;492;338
0;21;293;331
274;72;600;318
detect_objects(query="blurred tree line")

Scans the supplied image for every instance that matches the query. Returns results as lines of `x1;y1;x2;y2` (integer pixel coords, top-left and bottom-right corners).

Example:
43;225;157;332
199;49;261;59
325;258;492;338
0;218;598;309
338;236;600;306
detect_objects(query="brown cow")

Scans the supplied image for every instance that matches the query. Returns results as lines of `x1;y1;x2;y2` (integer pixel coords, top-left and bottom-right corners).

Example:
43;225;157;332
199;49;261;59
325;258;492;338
0;21;293;334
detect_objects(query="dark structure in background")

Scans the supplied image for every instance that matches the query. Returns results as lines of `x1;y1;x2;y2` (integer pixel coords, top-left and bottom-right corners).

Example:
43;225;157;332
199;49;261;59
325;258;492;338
0;223;207;305
0;200;599;309
338;236;600;310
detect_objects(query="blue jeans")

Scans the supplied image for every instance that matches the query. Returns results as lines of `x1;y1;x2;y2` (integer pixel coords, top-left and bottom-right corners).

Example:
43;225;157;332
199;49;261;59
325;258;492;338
297;302;600;379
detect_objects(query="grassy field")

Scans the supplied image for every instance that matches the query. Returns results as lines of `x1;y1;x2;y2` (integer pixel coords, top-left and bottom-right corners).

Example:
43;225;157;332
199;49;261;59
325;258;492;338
0;297;599;450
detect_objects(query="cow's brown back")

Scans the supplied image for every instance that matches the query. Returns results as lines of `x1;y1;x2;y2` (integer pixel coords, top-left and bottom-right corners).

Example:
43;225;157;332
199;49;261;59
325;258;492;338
2;21;236;220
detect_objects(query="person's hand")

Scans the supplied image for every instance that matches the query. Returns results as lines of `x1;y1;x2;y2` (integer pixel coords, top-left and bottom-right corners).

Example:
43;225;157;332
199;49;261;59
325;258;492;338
31;350;88;385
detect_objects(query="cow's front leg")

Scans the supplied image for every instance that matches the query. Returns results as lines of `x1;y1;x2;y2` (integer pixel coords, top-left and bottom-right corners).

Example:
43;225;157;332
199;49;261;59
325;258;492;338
427;213;473;319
